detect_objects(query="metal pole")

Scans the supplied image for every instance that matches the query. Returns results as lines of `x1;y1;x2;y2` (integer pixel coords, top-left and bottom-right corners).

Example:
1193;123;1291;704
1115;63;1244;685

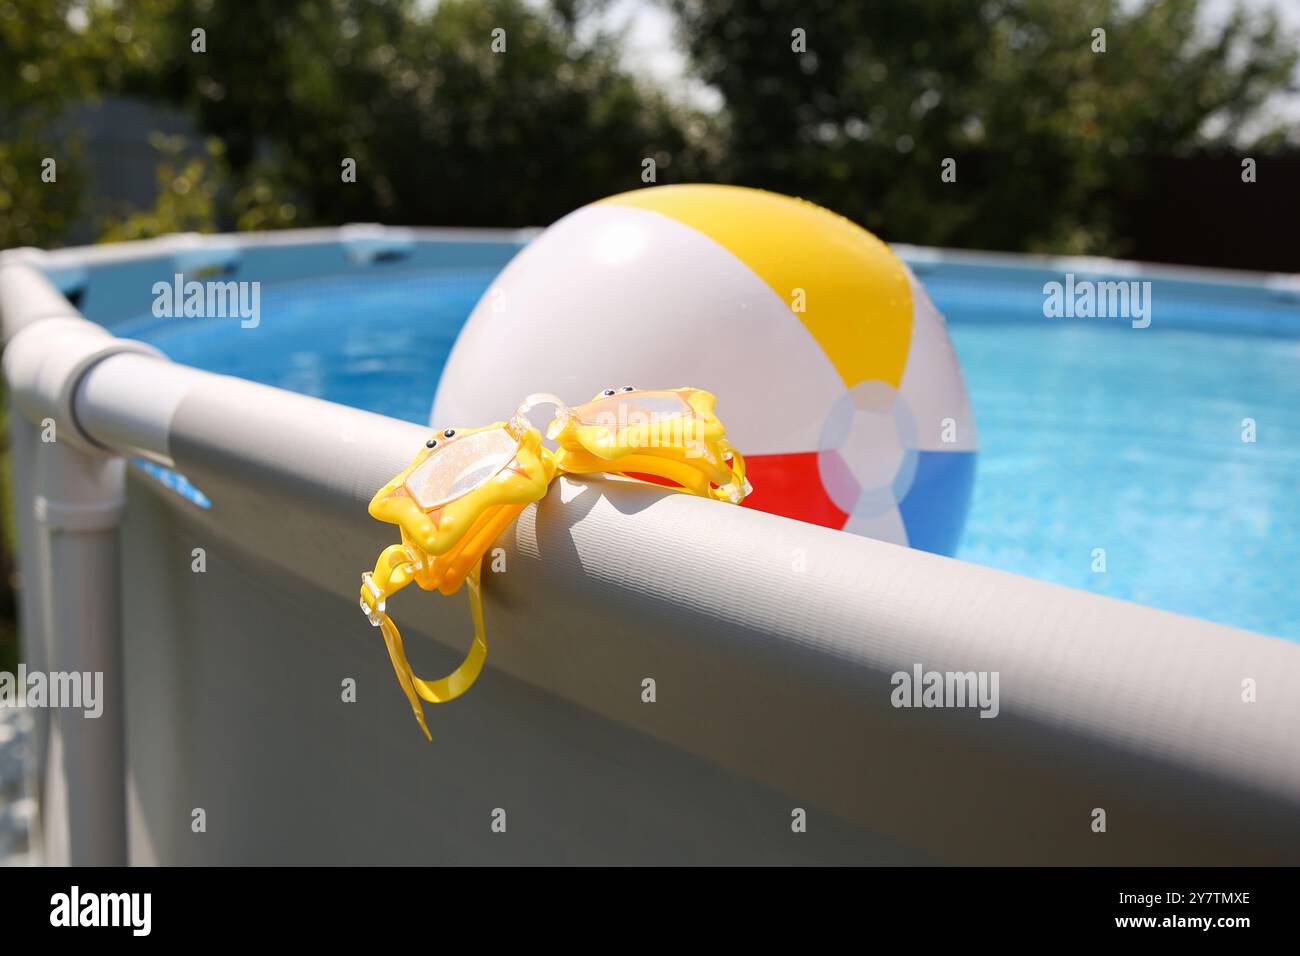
3;273;161;865
31;442;129;865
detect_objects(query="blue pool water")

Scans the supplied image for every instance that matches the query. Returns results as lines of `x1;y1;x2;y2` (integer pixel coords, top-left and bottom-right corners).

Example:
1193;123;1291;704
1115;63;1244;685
116;260;1300;640
950;322;1299;637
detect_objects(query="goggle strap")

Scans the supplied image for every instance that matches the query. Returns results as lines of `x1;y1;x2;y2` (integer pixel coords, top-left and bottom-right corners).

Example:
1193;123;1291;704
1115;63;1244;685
713;441;752;503
370;557;489;741
410;559;488;704
508;392;569;437
376;612;432;742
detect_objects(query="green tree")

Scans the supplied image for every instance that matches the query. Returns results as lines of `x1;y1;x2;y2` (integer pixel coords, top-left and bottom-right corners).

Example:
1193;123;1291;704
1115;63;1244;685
668;0;1298;254
2;0;93;249
2;0;212;249
116;0;713;228
98;133;225;242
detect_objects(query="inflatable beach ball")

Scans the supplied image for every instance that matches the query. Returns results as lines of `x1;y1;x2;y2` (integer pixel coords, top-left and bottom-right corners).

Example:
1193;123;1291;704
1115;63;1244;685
431;184;977;555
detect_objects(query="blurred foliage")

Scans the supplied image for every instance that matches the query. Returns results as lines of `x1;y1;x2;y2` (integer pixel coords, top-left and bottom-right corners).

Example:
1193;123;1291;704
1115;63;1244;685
98;132;225;241
93;131;298;239
110;0;713;228
669;0;1299;254
2;0;712;244
2;0;1296;251
1;0;173;247
0;0;90;249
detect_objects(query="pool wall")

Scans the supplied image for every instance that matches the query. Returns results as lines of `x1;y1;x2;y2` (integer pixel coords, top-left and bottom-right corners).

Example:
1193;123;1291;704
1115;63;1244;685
4;228;1300;865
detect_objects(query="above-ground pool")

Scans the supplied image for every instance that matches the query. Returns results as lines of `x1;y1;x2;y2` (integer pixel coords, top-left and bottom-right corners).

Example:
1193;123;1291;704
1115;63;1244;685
107;249;1300;640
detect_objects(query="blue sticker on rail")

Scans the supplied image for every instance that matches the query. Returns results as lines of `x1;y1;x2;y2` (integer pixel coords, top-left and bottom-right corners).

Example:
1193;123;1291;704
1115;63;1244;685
131;459;212;509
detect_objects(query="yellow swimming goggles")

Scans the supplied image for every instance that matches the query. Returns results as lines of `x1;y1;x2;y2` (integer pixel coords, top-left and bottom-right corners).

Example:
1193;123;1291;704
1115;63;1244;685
548;386;751;503
361;387;749;740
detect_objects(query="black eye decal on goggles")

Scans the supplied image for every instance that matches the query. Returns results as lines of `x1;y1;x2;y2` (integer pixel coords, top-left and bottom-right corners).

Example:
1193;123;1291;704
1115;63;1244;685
426;427;459;449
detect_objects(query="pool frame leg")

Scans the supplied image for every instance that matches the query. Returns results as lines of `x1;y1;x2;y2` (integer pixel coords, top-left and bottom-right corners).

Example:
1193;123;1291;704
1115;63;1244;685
3;293;160;866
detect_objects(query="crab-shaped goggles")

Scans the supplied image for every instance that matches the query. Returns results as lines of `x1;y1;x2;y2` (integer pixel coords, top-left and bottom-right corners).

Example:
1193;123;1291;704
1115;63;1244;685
360;387;750;739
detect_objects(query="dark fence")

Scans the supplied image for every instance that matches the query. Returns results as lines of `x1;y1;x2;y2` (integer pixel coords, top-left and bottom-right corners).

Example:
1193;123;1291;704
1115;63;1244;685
1118;152;1300;274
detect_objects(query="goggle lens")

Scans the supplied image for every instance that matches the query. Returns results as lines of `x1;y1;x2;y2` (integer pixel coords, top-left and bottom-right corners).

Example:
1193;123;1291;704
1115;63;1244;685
575;391;693;443
404;428;521;511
